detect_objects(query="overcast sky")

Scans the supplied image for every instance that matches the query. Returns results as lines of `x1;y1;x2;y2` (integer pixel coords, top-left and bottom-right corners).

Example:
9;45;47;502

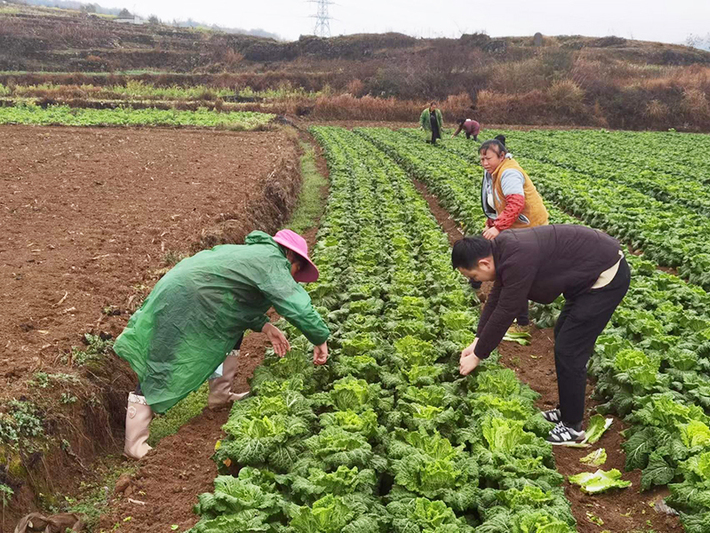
110;0;708;44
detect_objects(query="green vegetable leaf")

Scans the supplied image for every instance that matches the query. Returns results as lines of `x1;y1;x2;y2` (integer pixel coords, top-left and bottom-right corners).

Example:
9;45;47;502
568;469;632;494
641;452;676;491
583;415;613;444
580;448;607;467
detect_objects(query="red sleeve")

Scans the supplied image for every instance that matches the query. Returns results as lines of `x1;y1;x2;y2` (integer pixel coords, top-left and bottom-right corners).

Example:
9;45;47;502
493;194;525;231
485;218;495;228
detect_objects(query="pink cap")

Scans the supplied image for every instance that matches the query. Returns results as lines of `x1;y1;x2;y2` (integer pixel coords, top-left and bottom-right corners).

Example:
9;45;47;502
273;229;320;283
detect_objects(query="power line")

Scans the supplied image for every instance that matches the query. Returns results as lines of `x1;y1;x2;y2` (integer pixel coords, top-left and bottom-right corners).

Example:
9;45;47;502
309;0;333;37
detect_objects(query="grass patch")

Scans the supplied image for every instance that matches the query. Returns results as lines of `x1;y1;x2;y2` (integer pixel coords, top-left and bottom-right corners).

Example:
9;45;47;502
0;103;273;129
147;384;208;446
61;461;137;529
287;142;328;234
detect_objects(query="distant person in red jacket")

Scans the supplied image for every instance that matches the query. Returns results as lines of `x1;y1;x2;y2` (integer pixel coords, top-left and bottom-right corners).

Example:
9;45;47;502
451;118;481;141
452;225;630;445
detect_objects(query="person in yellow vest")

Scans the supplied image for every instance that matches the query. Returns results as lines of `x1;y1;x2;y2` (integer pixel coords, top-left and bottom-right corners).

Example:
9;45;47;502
477;136;549;327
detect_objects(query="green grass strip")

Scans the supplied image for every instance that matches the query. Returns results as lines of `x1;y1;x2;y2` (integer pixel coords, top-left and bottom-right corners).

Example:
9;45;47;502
287;142;328;234
0;103;273;129
147;383;209;446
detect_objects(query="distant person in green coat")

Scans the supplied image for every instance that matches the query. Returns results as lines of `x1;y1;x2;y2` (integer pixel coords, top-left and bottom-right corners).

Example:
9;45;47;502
114;230;330;459
420;102;443;144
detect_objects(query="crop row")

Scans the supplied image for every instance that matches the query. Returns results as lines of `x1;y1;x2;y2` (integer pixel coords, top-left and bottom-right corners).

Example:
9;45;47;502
397;128;710;291
515;129;710;188
190;126;575;532
487;129;710;218
359;127;710;532
0;81;321;102
0;103;273;129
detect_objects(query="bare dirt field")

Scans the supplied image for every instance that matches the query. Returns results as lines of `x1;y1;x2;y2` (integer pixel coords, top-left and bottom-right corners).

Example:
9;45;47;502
0;125;302;524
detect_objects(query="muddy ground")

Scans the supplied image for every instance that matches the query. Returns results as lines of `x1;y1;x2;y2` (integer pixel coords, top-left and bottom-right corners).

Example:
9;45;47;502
94;332;267;533
0;125;302;526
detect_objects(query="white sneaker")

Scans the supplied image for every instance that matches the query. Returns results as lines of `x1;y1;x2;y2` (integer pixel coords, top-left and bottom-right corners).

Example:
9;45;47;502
542;408;561;423
547;421;585;445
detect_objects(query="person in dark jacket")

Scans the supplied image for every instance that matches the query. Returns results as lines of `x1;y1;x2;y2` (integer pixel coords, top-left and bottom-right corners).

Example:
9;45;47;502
451;225;630;445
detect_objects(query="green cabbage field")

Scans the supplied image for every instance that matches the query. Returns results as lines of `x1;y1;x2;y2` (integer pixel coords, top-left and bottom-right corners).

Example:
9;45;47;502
191;126;710;532
0;103;273;129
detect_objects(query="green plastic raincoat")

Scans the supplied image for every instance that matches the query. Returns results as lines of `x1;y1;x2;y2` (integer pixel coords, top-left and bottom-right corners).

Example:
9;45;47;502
113;231;330;413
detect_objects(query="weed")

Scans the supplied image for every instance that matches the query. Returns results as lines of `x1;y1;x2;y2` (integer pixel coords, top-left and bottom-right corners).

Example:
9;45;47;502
0;483;13;531
0;400;44;449
30;371;80;388
162;250;187;267
8;400;43;439
62;461;137;530
70;333;113;366
102;305;120;316
60;393;78;404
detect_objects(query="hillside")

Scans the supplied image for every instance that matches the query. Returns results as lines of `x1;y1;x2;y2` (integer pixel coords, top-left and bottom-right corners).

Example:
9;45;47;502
2;1;710;129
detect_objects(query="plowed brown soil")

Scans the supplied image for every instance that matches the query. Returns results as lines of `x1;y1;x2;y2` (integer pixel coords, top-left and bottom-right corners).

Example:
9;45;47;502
1;125;299;396
1;125;302;527
414;180;682;533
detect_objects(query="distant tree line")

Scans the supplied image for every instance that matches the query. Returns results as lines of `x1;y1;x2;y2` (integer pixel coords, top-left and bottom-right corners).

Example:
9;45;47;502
11;0;281;39
687;33;710;51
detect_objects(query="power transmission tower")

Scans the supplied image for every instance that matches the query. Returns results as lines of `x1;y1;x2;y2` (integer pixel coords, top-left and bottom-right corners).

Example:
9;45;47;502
309;0;333;37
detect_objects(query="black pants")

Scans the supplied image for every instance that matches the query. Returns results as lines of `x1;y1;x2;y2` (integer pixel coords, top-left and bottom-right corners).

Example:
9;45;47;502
554;257;630;426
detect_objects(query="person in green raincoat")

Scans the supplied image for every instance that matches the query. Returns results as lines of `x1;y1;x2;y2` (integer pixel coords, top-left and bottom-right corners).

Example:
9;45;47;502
114;229;330;459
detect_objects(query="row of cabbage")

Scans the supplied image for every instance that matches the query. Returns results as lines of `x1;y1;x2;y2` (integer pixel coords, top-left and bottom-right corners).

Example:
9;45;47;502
499;129;710;217
513;129;710;187
189;126;575;532
359;126;710;532
429;128;710;291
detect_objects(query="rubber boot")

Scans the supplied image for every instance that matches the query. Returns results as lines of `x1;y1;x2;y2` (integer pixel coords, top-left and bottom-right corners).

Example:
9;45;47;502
124;392;153;460
208;350;250;409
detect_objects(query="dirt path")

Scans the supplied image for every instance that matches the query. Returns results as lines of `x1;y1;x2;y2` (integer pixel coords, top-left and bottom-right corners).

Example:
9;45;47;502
93;132;330;533
414;180;682;533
